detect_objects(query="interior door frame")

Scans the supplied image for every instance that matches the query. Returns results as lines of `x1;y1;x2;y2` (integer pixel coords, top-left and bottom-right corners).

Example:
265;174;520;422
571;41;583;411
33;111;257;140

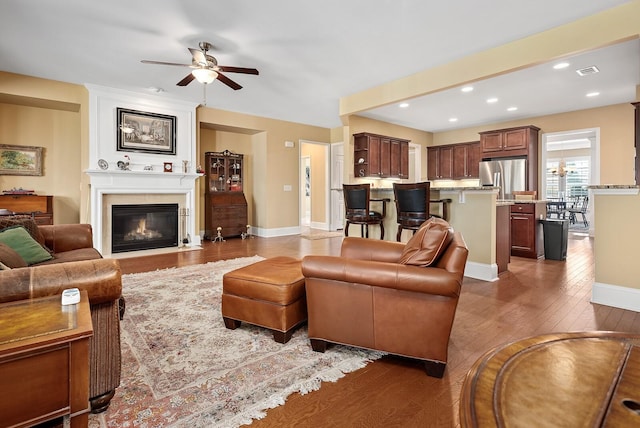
541;127;600;235
299;139;331;230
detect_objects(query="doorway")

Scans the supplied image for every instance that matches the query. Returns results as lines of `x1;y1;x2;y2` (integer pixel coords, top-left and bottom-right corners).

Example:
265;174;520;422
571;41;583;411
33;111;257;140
541;128;599;234
300;156;311;227
299;141;331;231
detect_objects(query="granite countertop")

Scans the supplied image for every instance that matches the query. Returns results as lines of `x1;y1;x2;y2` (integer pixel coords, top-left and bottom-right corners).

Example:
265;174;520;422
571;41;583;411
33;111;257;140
430;186;499;191
499;199;547;204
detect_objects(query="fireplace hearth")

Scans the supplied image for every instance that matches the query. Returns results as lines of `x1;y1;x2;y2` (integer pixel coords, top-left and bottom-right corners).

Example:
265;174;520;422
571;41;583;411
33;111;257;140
111;203;178;253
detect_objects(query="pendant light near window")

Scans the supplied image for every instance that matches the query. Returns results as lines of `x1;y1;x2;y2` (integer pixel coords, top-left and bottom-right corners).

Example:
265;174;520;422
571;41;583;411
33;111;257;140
192;68;218;84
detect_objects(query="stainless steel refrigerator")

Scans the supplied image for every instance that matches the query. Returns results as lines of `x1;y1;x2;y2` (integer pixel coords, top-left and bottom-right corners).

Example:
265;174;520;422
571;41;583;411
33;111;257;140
479;158;527;200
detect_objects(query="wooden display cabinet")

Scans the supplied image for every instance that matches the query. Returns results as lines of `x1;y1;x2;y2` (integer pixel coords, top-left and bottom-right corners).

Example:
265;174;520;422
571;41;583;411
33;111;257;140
204;150;248;239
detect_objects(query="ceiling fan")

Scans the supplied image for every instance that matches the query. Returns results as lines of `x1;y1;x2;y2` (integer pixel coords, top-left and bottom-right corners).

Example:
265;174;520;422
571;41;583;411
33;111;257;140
141;42;259;90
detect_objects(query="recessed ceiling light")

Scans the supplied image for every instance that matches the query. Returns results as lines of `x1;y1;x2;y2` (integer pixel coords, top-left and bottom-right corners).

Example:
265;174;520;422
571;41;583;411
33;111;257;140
553;62;570;70
486;97;498;104
399;102;410;108
148;87;165;93
507;106;518;112
448;117;458;122
461;86;474;93
586;92;600;97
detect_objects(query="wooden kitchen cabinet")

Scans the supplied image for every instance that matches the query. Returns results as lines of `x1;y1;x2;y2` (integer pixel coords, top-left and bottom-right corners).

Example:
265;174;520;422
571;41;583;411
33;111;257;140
427;146;453;180
390;138;409;178
452;141;480;179
428;141;479;180
479;125;540;159
0;194;53;224
510;202;546;259
353;132;410;178
204;150;248;238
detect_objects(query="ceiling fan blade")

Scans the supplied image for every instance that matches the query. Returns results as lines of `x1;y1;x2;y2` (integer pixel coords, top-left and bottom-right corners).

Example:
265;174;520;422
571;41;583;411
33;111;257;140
218;66;259;75
141;60;192;67
188;48;208;67
216;72;242;90
177;73;195;86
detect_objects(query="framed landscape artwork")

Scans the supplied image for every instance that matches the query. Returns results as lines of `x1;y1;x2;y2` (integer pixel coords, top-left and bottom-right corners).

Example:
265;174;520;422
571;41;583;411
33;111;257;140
117;108;177;155
0;144;43;176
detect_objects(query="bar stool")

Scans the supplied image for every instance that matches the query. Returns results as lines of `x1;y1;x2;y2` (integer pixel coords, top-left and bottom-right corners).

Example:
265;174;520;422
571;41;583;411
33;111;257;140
393;181;431;241
343;183;388;239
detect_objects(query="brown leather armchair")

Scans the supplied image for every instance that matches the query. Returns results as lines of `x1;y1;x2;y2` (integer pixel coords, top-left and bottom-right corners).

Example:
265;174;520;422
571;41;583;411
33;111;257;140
302;218;468;377
0;222;122;413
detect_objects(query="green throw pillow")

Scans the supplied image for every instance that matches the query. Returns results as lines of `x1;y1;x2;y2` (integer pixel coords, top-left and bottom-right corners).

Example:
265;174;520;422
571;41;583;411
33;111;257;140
0;226;53;265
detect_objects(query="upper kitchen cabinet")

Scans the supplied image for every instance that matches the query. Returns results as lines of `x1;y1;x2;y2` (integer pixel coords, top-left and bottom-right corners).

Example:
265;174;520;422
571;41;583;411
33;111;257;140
428;141;479;180
427;145;453;180
453;141;480;179
353;132;410;178
479;125;540;159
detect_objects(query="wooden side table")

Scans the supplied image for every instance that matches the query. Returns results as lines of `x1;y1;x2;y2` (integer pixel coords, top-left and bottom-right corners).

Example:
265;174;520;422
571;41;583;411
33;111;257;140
460;332;640;427
0;291;93;428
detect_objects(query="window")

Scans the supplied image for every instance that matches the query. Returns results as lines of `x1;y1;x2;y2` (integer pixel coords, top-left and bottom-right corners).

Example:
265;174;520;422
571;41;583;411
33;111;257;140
545;157;590;199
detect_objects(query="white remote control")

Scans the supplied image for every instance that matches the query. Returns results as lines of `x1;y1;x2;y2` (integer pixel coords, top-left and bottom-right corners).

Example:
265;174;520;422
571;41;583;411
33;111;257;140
61;288;81;305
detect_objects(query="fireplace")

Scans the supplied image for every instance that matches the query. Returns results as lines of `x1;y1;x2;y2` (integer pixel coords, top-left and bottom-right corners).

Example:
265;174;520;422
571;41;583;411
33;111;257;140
111;203;178;253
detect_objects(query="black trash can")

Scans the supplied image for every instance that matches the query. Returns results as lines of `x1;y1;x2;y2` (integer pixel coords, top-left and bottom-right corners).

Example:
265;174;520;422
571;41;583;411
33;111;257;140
540;219;569;261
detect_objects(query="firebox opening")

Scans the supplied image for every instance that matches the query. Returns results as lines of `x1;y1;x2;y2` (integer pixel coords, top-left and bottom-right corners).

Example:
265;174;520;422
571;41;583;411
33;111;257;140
112;203;178;253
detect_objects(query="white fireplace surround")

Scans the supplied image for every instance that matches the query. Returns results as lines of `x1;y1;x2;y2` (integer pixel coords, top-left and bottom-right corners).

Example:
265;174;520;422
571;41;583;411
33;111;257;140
86;170;202;255
85;85;200;255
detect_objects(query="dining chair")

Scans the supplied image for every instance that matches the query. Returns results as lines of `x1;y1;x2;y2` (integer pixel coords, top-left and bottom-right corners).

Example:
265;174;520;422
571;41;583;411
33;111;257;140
343;183;388;239
393;181;431;241
568;195;589;227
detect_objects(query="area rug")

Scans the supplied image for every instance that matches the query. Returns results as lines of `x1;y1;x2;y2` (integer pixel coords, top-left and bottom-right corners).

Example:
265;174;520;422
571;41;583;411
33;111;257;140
300;231;344;240
89;256;382;428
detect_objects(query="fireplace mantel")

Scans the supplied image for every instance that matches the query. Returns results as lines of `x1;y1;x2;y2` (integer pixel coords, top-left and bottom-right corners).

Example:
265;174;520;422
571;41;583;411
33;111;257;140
86;169;203;254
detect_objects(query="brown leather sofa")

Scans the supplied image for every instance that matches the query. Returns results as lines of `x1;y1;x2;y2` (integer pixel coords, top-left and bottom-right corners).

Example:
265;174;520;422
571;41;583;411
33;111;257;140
0;221;122;413
302;218;468;378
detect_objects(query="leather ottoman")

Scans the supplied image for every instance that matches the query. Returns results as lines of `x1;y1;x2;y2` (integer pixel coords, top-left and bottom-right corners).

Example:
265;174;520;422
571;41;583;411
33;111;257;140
222;256;306;343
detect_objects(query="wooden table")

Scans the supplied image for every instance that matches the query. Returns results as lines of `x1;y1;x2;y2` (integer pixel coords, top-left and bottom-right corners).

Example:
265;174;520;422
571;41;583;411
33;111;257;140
460;332;640;427
0;291;93;428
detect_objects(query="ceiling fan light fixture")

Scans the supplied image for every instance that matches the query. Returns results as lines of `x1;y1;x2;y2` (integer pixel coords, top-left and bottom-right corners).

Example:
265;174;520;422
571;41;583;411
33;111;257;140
192;68;218;84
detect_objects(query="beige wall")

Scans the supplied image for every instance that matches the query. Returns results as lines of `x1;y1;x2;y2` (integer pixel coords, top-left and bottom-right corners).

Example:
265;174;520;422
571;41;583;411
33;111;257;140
199;128;256;231
197;106;330;233
593;192;640;290
0;73;87;224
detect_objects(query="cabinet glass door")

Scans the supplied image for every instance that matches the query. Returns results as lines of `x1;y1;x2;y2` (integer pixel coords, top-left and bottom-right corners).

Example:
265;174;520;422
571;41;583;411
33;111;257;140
228;157;243;192
209;156;227;191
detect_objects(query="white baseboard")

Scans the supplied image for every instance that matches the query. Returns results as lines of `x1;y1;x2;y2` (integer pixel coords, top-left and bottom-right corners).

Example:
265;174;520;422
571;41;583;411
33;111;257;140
310;221;330;230
592;282;640;312
464;261;498;282
252;226;301;238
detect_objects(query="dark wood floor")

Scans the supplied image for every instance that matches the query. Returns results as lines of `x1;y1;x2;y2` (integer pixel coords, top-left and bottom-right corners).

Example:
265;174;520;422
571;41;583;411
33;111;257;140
116;231;640;428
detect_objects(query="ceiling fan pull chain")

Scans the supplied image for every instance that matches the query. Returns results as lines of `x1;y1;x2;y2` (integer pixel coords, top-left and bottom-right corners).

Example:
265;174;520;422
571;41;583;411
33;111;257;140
203;83;207;106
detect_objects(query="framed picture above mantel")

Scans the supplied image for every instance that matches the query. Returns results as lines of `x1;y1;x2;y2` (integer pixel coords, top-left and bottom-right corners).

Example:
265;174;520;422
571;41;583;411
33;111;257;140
116;108;176;155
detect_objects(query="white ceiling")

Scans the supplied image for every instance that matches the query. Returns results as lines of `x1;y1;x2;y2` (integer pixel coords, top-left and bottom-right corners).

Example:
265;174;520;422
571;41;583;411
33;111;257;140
0;0;636;132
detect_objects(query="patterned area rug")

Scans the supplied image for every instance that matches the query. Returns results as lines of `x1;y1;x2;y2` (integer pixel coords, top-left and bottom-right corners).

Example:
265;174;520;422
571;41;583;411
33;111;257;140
89;256;382;428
